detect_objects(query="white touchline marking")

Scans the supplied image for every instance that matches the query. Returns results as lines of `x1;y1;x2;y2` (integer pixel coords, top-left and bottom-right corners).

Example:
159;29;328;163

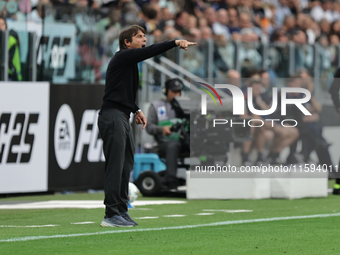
1;212;340;242
163;215;186;217
0;225;58;228
203;209;253;213
71;222;95;225
196;213;214;216
0;200;186;210
135;217;159;219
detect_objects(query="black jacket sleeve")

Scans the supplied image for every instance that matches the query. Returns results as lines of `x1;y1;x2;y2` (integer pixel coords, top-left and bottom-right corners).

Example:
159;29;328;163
118;40;177;65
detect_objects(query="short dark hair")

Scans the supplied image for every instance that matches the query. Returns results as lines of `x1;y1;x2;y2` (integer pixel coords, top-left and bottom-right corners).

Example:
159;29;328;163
119;25;145;50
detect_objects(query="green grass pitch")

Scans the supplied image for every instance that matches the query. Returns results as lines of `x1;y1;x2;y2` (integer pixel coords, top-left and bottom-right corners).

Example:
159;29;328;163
1;192;340;255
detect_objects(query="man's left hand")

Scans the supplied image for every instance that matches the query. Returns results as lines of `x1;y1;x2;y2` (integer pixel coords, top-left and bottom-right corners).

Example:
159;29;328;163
136;111;147;129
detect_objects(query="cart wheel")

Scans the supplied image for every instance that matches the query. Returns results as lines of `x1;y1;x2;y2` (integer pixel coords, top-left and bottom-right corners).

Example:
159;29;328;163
135;171;162;196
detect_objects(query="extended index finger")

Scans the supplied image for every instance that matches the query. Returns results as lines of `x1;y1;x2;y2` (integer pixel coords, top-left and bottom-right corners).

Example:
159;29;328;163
188;42;197;45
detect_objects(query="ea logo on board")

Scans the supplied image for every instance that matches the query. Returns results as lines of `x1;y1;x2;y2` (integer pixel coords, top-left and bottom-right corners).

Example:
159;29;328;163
54;104;76;170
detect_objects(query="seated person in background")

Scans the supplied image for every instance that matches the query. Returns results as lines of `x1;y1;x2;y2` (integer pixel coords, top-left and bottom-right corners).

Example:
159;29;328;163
0;16;22;81
244;79;299;164
242;79;271;165
146;78;188;190
287;70;333;167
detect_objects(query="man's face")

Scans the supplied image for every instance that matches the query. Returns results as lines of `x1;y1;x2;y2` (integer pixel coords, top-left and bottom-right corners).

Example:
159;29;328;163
125;30;147;49
217;9;229;25
228;9;238;23
239;13;251;28
0;19;6;31
167;90;181;101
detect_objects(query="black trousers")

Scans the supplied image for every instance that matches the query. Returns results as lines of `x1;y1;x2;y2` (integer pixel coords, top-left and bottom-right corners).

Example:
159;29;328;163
98;108;134;217
158;140;183;184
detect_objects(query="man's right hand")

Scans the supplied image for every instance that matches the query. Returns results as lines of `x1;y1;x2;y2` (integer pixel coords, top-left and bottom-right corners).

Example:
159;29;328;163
175;40;197;50
162;126;172;136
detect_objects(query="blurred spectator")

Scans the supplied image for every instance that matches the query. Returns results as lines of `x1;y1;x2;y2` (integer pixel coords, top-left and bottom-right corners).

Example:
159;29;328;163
163;25;181;40
310;0;337;23
297;15;317;44
121;0;140;27
288;70;333;167
316;34;329;46
78;32;103;82
329;33;340;45
157;7;174;31
282;15;296;33
330;20;340;37
286;0;301;15
175;11;190;35
227;8;240;34
259;69;271;89
244;68;261;79
238;0;253;19
226;69;241;87
252;0;266;28
242;79;271;165
239;12;262;42
102;8;122;46
0;0;26;21
187;14;198;29
76;0;88;8
139;3;158;34
201;25;212;40
198;16;208;28
204;6;217;28
319;19;331;36
0;16;22;81
212;8;231;40
275;0;291;28
219;0;238;9
215;34;236;68
266;89;300;164
270;29;288;42
260;4;277;35
199;26;229;77
27;0;55;23
290;29;307;44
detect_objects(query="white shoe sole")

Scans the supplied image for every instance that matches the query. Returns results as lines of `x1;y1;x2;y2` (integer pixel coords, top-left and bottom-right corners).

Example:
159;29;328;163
100;220;134;227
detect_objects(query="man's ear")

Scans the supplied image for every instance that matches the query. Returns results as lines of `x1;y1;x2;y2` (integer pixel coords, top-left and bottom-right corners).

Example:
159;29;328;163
124;39;131;48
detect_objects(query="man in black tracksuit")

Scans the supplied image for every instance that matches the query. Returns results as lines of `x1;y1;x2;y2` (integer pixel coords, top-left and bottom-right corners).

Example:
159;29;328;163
98;25;196;227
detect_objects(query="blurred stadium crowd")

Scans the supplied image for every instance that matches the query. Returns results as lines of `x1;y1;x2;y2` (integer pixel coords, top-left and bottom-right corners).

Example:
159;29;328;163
3;0;340;44
1;0;340;83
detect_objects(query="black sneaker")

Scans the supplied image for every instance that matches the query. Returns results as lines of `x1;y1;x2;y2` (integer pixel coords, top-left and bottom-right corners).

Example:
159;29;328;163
333;184;340;195
333;189;340;195
101;215;134;227
120;212;139;226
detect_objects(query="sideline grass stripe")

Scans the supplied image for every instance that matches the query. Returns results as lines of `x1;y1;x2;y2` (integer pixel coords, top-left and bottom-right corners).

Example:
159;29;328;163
1;212;340;243
0;225;58;228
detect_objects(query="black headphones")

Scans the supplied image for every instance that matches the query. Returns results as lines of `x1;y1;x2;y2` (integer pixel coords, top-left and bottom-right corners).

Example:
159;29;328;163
163;78;184;96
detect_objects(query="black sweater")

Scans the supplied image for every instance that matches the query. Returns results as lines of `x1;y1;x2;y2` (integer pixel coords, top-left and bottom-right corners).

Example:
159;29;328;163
101;40;177;115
